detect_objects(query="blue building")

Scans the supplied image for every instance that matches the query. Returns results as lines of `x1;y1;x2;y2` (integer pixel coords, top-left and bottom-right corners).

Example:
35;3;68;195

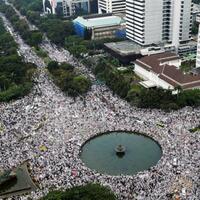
73;14;126;40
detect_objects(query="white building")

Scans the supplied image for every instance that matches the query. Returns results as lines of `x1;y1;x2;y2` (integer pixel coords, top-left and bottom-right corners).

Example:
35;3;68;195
43;0;58;14
126;0;193;47
98;0;126;14
196;14;200;68
134;53;200;90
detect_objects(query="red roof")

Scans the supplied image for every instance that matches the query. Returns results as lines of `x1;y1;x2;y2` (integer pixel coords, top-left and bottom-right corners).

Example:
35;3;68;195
135;53;200;89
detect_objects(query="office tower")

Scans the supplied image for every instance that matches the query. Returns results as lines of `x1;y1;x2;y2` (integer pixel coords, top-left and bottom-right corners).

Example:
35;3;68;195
98;0;126;14
43;0;57;14
126;0;193;46
62;0;91;17
196;14;200;68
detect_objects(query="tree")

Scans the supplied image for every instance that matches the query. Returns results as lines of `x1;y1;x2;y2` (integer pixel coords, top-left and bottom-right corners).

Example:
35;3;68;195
71;75;91;95
41;184;116;200
126;85;141;105
29;30;43;46
48;61;59;72
60;63;74;71
0;17;36;102
0;75;10;91
27;10;40;23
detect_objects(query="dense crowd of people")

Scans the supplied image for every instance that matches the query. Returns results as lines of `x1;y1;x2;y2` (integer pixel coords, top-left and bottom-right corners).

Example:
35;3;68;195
0;10;199;200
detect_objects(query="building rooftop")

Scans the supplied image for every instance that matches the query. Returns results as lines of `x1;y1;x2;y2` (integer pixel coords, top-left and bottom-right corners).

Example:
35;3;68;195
73;15;124;28
105;41;142;56
135;53;200;89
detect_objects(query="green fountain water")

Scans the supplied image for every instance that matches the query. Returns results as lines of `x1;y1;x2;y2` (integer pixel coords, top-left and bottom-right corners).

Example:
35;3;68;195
80;131;162;175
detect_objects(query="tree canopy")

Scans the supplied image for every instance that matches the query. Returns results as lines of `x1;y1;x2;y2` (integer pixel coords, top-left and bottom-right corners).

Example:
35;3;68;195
41;184;116;200
47;61;91;97
0;18;36;102
0;2;43;47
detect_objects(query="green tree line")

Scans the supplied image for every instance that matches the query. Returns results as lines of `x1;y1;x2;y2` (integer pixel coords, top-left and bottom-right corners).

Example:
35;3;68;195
0;2;43;47
1;0;91;98
0;18;36;102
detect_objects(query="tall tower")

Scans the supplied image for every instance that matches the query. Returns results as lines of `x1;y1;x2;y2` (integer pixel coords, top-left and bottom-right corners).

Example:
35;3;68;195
50;0;56;14
171;0;193;50
171;0;182;51
98;0;126;14
126;0;192;46
196;14;200;68
43;0;57;14
62;0;90;17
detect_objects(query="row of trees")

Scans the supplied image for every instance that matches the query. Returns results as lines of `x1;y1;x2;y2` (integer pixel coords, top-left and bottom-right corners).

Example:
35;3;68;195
1;1;91;98
10;0;43;13
48;61;91;97
41;184;116;200
65;35;123;58
129;87;200;110
0;18;36;102
0;2;43;47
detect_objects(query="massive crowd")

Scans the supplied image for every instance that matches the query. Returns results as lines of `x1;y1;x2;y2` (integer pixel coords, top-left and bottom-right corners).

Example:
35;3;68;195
0;11;200;200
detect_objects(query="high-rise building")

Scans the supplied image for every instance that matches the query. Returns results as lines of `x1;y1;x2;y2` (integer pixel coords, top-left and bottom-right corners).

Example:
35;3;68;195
126;0;193;47
196;14;200;68
43;0;58;14
62;0;90;17
98;0;126;14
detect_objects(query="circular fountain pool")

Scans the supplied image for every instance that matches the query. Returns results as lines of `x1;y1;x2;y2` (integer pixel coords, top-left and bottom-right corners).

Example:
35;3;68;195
80;131;162;175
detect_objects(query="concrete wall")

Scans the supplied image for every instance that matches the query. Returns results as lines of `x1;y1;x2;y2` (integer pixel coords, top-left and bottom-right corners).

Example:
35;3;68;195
98;0;125;13
92;25;121;39
144;0;163;45
134;64;150;80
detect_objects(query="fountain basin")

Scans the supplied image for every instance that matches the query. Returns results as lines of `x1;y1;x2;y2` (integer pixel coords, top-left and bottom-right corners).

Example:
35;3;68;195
80;131;162;175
